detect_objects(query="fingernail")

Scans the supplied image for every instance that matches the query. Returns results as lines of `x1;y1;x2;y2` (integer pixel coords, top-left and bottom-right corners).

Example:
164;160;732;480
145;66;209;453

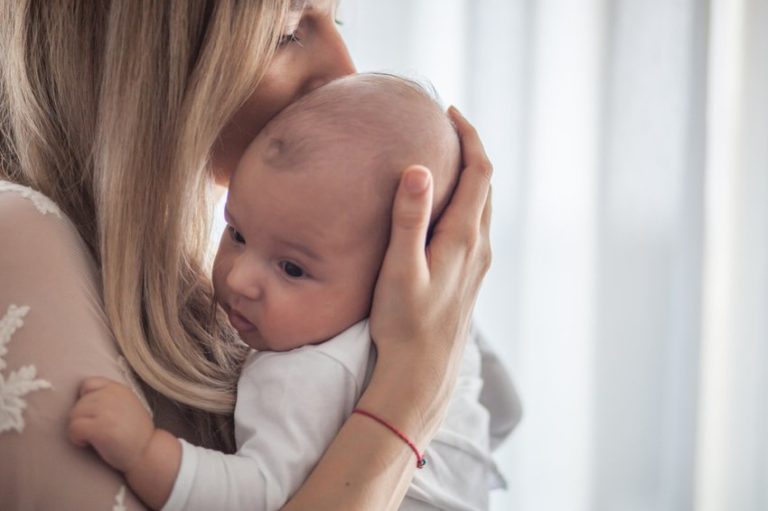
448;105;464;118
405;168;430;194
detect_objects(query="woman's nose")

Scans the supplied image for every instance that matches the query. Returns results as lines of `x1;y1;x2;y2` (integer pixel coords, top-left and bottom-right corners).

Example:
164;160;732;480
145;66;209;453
302;26;356;93
226;256;263;302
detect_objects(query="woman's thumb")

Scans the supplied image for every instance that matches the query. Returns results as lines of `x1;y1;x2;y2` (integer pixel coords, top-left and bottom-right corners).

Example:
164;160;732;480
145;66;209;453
385;166;433;269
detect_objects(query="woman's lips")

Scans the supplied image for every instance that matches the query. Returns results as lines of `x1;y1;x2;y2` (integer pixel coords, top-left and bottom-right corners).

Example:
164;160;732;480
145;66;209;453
227;309;256;333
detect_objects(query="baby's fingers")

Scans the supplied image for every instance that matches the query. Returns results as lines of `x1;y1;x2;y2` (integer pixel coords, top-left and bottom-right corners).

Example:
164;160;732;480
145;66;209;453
78;376;115;397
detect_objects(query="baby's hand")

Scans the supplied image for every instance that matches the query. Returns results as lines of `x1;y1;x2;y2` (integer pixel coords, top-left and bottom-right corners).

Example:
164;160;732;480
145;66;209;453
68;377;155;474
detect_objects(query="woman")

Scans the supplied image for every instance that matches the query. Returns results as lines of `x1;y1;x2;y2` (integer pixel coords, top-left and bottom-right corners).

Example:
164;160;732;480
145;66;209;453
0;1;514;509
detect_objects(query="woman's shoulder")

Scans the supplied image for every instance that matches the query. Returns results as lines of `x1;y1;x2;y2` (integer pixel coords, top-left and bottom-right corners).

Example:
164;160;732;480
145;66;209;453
0;180;158;509
0;179;92;265
0;179;78;247
0;180;150;509
0;180;64;219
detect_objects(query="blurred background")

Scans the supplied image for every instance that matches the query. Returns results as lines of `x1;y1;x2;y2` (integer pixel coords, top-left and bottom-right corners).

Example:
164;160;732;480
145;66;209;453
336;1;768;510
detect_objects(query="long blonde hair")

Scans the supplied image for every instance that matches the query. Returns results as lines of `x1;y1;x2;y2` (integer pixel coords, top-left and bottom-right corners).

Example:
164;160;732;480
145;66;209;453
0;1;288;449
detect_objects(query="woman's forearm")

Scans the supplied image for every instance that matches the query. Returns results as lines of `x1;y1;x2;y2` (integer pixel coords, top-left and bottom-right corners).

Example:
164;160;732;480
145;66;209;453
281;354;444;511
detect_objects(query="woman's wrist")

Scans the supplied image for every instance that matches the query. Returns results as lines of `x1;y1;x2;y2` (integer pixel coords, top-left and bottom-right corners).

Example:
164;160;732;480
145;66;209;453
358;339;457;448
284;375;428;511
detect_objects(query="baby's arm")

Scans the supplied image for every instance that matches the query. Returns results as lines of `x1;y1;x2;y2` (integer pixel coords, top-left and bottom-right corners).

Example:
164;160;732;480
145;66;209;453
165;346;364;511
68;348;361;511
68;377;181;509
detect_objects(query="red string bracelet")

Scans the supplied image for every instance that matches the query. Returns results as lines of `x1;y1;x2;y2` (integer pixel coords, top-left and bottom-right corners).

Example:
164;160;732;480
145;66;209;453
352;408;427;469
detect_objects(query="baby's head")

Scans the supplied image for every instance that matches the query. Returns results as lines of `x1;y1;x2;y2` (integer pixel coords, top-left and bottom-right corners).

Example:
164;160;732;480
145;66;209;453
213;73;460;351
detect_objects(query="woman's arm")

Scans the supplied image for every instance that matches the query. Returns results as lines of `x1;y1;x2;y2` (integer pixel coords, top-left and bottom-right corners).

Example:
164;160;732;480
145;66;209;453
282;108;493;510
0;187;150;510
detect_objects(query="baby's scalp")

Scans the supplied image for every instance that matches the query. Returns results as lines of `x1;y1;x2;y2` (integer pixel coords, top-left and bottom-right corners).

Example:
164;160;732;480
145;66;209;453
257;73;461;232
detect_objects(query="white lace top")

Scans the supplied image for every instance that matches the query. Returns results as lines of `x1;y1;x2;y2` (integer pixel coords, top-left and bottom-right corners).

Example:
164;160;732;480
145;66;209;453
0;181;199;510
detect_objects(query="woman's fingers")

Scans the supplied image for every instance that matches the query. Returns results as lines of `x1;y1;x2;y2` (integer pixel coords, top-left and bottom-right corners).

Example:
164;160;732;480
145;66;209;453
479;187;493;275
481;185;493;239
439;107;492;236
448;106;494;182
384;166;434;277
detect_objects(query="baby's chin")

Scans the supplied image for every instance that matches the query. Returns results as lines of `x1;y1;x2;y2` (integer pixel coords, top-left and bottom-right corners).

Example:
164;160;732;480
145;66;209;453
239;329;309;353
237;328;268;351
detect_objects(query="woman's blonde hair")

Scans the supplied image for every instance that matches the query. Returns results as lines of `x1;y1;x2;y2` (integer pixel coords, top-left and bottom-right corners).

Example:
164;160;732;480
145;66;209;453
0;1;289;449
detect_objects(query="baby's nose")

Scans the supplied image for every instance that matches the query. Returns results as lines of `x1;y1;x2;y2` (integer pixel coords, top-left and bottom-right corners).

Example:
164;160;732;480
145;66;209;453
226;257;264;302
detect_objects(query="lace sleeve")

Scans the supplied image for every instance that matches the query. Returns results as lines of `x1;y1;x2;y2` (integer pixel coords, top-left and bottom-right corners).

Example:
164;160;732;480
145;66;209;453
0;184;147;510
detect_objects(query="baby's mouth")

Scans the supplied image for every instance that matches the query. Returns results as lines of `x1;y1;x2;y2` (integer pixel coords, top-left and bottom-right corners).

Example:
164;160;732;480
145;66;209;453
227;307;257;333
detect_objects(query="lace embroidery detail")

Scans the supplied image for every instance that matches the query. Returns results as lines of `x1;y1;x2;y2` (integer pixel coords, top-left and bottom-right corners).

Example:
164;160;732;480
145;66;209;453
0;305;53;434
116;355;152;417
0;181;63;218
113;485;128;511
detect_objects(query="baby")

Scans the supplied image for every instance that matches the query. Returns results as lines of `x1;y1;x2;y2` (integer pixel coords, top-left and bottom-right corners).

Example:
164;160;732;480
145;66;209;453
69;74;503;510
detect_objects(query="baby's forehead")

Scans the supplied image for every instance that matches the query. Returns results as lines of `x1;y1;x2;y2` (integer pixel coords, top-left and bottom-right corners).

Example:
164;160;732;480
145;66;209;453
231;160;388;263
240;73;459;239
260;74;445;166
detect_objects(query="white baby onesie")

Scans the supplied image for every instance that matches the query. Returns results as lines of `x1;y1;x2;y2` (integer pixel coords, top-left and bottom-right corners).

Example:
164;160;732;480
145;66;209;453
163;320;504;511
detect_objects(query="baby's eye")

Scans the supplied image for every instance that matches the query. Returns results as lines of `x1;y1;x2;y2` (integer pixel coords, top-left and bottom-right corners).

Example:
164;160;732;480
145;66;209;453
277;31;302;48
227;225;245;244
281;261;305;278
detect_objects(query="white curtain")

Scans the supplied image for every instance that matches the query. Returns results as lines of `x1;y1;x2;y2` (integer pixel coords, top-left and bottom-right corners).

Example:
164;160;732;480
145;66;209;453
339;1;768;510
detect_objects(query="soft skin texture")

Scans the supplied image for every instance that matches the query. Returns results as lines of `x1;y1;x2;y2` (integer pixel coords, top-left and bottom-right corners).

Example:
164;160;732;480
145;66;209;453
216;74;460;352
69;378;180;510
69;75;466;508
63;0;495;508
212;0;356;183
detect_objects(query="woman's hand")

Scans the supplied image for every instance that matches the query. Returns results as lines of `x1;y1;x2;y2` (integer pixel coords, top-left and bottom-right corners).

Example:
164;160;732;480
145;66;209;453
367;106;493;444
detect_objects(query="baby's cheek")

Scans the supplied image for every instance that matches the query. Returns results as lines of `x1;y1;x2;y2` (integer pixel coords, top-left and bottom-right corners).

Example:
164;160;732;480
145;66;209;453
329;283;376;330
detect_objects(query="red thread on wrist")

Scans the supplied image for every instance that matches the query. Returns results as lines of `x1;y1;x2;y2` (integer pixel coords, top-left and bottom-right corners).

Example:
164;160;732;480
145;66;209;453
352;408;427;469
